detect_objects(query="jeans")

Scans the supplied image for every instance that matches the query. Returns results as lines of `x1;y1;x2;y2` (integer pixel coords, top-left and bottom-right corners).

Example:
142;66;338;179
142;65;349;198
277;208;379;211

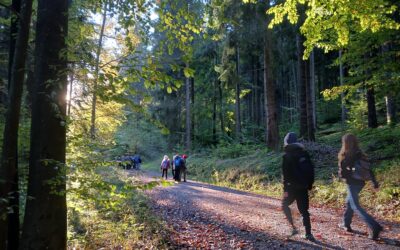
174;166;181;181
282;188;311;235
343;184;381;231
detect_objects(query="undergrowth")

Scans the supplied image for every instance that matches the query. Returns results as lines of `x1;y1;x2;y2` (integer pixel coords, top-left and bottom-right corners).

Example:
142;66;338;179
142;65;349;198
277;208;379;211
186;124;400;222
67;166;170;249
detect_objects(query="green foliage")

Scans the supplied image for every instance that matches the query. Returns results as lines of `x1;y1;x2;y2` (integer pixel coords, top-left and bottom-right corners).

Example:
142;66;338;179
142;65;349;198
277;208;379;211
347;95;368;130
68;166;170;249
268;0;400;57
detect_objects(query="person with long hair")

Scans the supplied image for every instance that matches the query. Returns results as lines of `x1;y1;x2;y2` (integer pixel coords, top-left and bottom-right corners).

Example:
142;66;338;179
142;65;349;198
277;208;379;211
338;133;382;240
160;155;170;179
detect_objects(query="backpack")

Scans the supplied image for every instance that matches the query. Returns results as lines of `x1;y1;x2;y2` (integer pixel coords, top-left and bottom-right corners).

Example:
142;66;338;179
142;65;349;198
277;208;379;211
293;152;314;189
351;159;372;181
174;156;182;168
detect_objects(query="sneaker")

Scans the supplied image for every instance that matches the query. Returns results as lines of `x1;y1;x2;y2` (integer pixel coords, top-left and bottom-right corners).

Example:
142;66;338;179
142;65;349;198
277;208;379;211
338;223;353;233
368;225;383;240
303;234;315;242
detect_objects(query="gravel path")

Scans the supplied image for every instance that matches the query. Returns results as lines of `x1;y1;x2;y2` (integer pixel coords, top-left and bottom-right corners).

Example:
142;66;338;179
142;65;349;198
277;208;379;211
140;171;400;249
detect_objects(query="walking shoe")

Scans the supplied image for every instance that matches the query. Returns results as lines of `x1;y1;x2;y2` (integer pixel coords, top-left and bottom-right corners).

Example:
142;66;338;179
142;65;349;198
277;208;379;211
303;234;316;242
368;225;383;240
338;223;353;233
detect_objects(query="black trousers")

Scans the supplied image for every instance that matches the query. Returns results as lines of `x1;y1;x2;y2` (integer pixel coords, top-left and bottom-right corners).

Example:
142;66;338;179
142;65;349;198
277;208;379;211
162;169;168;179
174;166;181;181
282;188;311;234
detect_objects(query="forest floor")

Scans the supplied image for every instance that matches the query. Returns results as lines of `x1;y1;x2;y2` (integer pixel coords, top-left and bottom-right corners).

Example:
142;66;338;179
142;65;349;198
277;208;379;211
134;170;400;250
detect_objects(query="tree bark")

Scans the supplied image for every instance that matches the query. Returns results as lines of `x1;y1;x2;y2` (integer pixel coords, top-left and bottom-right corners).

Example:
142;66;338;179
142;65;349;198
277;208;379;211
235;45;241;140
212;79;217;143
20;0;68;248
366;87;378;128
339;50;346;128
185;63;191;151
263;32;279;150
296;34;308;139
0;0;32;249
90;2;107;139
219;80;224;136
7;0;21;91
306;50;315;141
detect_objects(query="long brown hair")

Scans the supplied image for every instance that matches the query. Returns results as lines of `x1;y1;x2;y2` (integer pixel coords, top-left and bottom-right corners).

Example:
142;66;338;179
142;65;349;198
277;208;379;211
338;133;365;162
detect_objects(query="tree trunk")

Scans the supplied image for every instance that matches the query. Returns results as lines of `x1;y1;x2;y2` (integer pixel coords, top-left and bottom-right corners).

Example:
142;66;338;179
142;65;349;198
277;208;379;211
185;63;191;151
0;1;32;249
339;50;346;128
235;45;241;140
296;34;308;139
190;77;195;141
306;50;315;141
67;66;74;116
264;33;279;150
212;79;217;143
90;2;107;139
309;49;316;130
385;95;396;125
219;80;224;136
7;0;21;91
19;0;68;249
366;87;378;128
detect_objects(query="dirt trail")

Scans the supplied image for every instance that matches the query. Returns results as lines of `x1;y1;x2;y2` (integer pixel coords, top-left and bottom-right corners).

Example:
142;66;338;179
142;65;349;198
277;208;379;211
139;171;400;249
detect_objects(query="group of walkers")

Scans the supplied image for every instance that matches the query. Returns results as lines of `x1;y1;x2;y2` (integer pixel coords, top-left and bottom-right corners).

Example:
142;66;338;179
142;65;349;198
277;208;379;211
281;132;383;242
160;153;187;182
117;154;142;170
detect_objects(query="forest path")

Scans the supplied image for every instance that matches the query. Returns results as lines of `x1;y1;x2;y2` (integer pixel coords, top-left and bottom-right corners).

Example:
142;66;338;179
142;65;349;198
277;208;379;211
137;170;400;249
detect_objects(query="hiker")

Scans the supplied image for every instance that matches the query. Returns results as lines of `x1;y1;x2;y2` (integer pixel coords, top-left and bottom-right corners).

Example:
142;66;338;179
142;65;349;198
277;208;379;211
181;154;188;182
281;132;315;241
338;133;382;240
160;155;170;179
173;154;183;182
133;154;142;170
171;153;179;178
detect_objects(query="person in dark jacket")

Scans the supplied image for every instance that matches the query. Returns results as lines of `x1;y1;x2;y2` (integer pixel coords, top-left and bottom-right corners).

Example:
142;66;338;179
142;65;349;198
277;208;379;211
338;133;382;240
281;132;315;241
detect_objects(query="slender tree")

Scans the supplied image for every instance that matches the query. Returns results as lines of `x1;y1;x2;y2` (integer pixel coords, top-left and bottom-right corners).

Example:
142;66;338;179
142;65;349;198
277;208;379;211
20;0;69;248
0;0;33;249
90;1;107;139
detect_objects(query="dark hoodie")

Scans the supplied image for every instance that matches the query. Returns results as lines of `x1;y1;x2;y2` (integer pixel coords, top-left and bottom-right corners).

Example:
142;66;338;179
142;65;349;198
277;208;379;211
282;143;314;191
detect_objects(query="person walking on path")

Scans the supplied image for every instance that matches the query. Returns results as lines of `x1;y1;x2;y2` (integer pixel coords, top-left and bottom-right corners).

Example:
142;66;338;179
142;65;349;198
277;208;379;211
281;132;315;241
173;154;183;182
160;155;170;179
181;154;188;182
338;133;383;240
172;153;179;177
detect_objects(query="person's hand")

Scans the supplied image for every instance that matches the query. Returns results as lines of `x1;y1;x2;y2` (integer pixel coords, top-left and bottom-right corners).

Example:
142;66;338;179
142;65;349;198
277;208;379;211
284;192;289;198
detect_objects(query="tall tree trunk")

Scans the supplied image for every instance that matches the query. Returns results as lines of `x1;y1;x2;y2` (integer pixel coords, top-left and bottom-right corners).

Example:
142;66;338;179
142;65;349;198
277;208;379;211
296;34;308;139
190;77;195;141
235;45;241;140
306;50;315;141
339;50;346;128
185;63;191;151
309;49;316;130
90;2;107;139
385;95;396;125
366;87;378;128
0;0;32;249
219;80;224;136
7;0;21;91
20;0;68;248
212;79;217;143
264;33;279;150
